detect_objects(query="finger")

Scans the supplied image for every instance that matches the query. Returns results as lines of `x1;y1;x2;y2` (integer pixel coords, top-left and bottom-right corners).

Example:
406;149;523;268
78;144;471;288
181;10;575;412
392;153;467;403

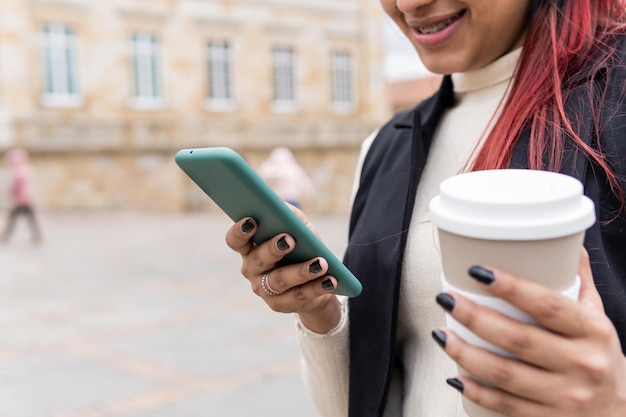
241;232;296;278
468;266;591;338
440;327;560;405
438;291;570;371
260;257;329;295
448;374;549;417
287;203;322;239
577;247;604;311
225;217;257;256
260;276;339;315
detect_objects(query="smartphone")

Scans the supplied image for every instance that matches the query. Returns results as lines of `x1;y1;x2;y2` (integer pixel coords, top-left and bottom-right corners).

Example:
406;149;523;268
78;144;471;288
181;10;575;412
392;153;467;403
175;147;362;297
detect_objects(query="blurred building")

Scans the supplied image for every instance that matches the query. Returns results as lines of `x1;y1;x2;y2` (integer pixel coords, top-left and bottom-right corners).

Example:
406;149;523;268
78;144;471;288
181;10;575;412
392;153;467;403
0;0;390;214
387;76;442;112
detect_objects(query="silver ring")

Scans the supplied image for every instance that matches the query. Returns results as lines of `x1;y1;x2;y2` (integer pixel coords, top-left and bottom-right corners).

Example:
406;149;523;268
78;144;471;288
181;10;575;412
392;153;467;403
261;272;283;296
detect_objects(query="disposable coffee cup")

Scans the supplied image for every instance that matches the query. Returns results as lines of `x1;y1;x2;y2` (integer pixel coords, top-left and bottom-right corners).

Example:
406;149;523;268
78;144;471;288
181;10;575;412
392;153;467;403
429;169;596;417
430;169;595;295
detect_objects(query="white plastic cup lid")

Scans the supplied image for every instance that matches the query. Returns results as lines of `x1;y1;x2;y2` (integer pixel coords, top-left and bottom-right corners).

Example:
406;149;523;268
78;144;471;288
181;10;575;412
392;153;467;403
429;170;596;240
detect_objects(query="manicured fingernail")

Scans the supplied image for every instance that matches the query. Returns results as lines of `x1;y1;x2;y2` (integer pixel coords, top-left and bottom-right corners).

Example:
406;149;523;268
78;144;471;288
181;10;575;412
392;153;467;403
277;236;289;251
431;329;447;349
241;219;254;234
308;260;322;274
446;378;464;393
468;266;495;285
322;278;335;291
436;293;455;312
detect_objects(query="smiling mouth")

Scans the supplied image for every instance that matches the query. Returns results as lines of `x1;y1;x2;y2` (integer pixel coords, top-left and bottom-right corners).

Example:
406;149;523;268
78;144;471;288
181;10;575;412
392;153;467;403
417;10;466;34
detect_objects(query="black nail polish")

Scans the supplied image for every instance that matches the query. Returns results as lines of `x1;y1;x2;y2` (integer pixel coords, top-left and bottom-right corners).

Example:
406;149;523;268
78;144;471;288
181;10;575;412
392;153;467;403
277;236;289;251
322;278;335;291
431;329;447;349
241;219;254;234
436;293;455;312
446;378;464;393
468;266;495;285
308;260;322;274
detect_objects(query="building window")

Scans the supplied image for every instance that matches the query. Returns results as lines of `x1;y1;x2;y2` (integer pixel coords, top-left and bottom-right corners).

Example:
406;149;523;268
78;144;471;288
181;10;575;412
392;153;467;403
41;23;81;107
130;32;163;108
206;40;234;111
331;50;354;112
272;46;296;111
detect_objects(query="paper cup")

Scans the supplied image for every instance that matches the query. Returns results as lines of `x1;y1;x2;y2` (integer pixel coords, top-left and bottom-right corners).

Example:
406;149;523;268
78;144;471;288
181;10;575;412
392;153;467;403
430;170;595;295
429;170;595;417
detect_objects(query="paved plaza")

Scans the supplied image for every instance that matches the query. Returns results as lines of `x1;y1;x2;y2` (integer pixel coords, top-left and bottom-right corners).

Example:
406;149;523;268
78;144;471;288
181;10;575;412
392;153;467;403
0;211;351;417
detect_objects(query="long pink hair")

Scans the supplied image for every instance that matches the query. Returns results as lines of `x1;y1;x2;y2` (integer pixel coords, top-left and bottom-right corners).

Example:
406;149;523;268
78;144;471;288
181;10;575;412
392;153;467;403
471;0;626;207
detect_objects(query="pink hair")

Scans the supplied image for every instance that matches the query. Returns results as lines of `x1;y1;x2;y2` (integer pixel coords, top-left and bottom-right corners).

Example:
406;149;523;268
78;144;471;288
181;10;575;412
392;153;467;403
471;0;626;209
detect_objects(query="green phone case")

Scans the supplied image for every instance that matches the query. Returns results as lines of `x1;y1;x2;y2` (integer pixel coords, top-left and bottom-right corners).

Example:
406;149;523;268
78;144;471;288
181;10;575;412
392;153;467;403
175;147;362;297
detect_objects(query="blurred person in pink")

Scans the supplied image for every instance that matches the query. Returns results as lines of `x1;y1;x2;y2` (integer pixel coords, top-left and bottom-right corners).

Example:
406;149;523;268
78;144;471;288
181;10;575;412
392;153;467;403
1;148;42;244
258;146;315;209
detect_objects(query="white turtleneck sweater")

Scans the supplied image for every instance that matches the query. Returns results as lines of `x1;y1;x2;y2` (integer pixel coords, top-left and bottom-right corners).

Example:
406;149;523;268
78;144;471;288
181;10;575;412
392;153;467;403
297;48;522;417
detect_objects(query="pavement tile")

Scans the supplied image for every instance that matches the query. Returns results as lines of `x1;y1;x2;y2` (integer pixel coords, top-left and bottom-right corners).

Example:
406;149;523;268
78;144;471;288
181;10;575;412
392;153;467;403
0;211;349;417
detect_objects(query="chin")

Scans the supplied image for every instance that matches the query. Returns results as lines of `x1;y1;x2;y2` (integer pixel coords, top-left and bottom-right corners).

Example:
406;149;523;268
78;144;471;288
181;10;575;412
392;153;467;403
420;49;482;75
421;59;464;75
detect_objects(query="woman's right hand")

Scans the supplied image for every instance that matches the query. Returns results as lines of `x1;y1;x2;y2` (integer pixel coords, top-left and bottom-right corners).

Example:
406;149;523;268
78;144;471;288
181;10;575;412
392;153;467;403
224;211;342;334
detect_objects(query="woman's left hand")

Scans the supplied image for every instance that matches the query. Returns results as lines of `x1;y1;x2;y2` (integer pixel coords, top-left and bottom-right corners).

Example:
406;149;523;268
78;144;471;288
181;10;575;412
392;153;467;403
435;249;626;417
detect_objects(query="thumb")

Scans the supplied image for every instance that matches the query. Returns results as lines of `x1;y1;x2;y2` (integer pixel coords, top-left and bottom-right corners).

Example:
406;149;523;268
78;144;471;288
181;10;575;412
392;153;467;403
287;202;321;239
577;247;604;312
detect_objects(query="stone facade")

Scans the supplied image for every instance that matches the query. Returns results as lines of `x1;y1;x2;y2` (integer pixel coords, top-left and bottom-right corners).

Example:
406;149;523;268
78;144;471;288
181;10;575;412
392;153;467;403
388;76;443;112
0;0;391;214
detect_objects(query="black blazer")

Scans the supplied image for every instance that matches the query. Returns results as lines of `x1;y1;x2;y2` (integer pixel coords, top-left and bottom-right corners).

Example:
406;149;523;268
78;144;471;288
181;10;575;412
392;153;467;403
343;37;626;417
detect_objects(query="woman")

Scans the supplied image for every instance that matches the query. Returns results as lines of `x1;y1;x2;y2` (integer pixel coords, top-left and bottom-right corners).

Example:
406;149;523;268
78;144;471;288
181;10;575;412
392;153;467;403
226;0;626;416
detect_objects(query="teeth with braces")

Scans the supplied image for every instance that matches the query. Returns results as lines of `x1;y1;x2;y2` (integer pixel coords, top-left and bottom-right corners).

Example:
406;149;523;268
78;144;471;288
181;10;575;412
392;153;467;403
418;15;460;34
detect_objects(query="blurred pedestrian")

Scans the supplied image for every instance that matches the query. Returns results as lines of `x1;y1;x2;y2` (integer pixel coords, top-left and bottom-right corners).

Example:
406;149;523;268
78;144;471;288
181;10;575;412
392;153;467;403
258;146;315;209
1;148;42;244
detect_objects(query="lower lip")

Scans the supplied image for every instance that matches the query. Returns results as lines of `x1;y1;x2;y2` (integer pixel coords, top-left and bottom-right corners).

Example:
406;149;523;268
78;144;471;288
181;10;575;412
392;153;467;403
411;15;463;48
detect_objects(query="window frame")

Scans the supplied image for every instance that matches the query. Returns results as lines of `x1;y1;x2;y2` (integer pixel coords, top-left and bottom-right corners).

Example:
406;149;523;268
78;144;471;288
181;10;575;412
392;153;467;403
205;39;235;112
129;31;165;110
330;50;355;113
40;23;82;108
271;45;297;113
